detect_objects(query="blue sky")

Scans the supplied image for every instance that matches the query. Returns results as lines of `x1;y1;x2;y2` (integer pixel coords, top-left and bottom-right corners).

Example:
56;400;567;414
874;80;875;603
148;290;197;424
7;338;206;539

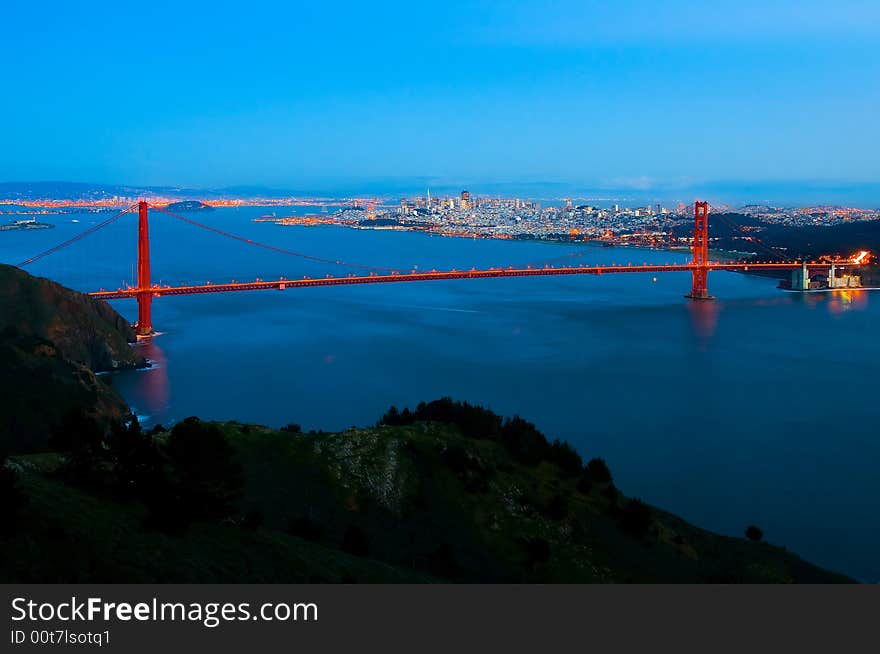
1;0;878;199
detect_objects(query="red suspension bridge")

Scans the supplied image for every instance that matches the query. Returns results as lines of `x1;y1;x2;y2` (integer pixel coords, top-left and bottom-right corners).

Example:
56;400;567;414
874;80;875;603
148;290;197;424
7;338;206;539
18;200;858;336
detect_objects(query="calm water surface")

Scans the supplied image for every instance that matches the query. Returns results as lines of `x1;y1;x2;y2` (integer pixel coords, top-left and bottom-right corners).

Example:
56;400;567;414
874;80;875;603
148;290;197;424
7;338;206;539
3;206;878;581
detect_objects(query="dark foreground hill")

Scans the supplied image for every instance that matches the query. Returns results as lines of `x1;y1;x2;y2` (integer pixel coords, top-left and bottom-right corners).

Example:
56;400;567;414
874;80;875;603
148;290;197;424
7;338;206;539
0;265;145;453
0;267;851;583
2;413;850;583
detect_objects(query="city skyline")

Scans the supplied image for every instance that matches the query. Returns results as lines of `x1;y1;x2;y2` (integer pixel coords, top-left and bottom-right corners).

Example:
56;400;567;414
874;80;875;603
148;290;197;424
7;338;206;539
2;1;878;198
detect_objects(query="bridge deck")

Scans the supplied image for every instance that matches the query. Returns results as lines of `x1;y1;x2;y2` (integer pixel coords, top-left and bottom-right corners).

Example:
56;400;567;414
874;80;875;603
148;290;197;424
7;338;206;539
87;261;831;300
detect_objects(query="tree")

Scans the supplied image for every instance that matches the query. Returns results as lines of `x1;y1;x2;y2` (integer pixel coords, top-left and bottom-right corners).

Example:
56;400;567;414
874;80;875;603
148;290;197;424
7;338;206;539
381;398;503;439
584;458;613;484
548;439;583;476
602;482;620;513
380;406;402;426
164;418;244;520
50;409;107;488
500;416;550;466
50;409;103;459
106;416;163;499
745;525;764;542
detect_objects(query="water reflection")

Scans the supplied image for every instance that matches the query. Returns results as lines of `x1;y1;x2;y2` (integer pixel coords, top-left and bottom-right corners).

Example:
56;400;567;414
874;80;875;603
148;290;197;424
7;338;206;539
787;289;871;314
131;338;170;424
687;300;719;349
827;289;869;315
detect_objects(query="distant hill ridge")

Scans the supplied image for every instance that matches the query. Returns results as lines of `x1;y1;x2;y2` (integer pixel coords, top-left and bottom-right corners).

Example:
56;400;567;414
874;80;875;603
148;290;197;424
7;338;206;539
164;200;213;212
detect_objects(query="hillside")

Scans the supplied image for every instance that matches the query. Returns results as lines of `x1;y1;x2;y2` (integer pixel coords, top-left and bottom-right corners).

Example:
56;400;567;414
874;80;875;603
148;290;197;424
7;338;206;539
0;264;144;372
2;411;850;583
1;455;426;583
0;264;144;453
204;416;849;583
670;213;880;260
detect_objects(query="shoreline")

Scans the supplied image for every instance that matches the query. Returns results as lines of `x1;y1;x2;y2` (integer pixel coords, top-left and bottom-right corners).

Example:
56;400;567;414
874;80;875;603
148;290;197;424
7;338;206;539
780;286;880;294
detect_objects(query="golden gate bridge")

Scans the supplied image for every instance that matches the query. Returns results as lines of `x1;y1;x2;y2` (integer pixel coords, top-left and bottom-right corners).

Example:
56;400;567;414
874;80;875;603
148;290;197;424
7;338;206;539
17;201;858;337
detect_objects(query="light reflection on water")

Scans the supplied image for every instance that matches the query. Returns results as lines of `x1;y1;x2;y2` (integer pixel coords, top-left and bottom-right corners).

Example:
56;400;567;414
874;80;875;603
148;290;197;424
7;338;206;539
129;339;169;424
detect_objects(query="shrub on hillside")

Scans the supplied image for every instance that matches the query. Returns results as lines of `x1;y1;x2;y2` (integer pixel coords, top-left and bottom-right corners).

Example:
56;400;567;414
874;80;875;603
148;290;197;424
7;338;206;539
602;482;620;512
380;398;588;473
584;458;613;484
380;398;502;440
441;444;492;493
745;525;764;542
499;416;550;467
165;418;244;520
548;439;583;476
106;416;164;499
50;409;108;489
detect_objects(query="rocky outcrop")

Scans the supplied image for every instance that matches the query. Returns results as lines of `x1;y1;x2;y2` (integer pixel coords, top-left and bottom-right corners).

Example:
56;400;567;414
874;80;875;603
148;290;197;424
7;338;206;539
0;264;145;371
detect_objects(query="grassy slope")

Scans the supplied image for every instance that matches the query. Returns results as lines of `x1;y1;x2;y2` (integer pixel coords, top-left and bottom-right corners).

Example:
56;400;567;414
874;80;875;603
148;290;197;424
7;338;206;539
1;456;428;583
220;421;850;583
3;421;850;583
0;336;130;454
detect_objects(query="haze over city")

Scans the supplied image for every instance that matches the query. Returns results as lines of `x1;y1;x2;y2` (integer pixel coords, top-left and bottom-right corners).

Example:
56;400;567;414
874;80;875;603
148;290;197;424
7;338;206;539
2;0;878;204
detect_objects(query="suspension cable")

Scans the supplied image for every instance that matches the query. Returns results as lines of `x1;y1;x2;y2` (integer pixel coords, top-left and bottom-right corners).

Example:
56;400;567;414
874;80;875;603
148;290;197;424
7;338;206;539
17;204;138;267
711;210;788;262
150;205;398;273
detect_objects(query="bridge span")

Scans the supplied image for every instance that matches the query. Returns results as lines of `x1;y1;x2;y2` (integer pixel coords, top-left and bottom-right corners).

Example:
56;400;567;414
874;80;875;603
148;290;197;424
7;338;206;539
87;261;834;301
18;200;861;336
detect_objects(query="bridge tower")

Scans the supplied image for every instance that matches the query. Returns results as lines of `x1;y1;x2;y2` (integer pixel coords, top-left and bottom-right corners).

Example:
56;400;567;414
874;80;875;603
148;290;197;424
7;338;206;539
136;201;153;336
686;200;713;300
